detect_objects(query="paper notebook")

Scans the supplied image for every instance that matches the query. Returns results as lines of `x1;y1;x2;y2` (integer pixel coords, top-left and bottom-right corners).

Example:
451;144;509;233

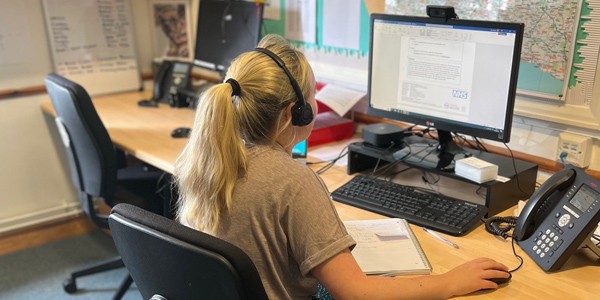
344;218;431;276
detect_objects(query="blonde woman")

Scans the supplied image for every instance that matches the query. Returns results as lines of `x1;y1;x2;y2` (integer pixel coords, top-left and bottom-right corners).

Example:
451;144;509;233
174;34;509;299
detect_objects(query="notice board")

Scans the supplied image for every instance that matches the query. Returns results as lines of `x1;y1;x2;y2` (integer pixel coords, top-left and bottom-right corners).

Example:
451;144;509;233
42;0;141;96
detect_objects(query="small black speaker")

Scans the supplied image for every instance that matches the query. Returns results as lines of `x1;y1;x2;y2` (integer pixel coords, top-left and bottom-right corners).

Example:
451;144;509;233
362;123;406;147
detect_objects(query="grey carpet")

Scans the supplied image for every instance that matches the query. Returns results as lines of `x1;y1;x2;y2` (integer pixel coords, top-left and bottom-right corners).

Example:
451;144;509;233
0;230;142;300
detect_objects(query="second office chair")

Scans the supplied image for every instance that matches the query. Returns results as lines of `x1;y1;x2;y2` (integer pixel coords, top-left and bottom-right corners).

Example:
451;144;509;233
45;73;165;299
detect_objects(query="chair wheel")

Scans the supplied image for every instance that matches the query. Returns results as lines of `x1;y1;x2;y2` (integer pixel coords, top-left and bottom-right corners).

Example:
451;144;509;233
63;278;77;294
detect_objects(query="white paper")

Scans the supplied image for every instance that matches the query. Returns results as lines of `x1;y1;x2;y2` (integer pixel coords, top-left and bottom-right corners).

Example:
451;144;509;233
309;137;362;167
263;0;281;20
322;0;360;50
285;0;316;43
496;175;511;183
372;223;407;238
343;218;431;275
316;84;365;116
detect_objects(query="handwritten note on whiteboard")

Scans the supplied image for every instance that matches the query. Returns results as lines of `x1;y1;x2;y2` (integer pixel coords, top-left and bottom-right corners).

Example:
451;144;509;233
42;0;141;96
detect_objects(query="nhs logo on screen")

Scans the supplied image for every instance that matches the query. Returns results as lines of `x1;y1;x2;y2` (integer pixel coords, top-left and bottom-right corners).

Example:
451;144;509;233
452;90;469;99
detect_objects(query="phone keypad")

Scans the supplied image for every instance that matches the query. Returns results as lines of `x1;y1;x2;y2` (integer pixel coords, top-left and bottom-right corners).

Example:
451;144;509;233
532;227;564;259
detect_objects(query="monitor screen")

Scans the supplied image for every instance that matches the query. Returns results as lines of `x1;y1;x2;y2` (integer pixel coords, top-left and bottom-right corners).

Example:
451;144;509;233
367;13;523;169
194;0;263;72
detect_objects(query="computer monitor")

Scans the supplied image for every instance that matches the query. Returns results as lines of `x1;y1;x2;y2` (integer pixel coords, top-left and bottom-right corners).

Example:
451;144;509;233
367;13;524;169
194;0;263;74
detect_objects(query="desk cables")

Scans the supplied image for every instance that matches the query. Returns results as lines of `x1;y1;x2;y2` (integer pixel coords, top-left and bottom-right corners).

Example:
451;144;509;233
307;145;349;175
484;216;516;240
482;216;523;273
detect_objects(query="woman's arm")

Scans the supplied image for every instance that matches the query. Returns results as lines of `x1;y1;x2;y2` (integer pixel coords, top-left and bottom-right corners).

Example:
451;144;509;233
311;249;509;300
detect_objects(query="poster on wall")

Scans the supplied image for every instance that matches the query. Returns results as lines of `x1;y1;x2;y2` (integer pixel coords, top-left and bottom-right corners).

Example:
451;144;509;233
149;0;193;61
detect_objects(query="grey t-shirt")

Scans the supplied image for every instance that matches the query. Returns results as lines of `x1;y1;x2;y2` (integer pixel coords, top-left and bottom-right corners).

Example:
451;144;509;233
214;144;356;299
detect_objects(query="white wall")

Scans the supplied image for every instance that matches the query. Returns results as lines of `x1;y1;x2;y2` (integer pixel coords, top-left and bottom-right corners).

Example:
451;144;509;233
0;95;78;234
0;0;158;234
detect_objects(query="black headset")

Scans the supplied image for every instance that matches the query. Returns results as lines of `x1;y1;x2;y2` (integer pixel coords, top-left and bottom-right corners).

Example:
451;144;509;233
254;47;314;126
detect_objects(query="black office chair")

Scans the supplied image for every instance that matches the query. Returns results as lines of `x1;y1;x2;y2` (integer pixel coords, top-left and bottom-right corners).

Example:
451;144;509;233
108;203;269;300
44;73;165;299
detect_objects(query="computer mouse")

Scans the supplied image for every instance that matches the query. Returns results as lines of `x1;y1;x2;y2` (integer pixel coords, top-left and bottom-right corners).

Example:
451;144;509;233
171;127;191;138
487;272;512;285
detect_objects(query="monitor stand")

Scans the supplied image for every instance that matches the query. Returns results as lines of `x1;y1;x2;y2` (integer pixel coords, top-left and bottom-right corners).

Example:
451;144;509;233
392;130;469;171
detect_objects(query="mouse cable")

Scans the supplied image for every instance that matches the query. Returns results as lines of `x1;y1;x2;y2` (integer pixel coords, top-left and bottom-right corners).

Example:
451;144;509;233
509;236;524;273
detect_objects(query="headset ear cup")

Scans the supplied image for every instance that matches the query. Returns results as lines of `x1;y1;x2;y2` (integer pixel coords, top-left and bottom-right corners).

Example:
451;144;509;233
292;102;314;126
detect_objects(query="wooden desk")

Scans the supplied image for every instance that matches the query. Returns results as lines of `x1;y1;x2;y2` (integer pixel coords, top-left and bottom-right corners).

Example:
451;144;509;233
41;92;599;299
41;89;193;173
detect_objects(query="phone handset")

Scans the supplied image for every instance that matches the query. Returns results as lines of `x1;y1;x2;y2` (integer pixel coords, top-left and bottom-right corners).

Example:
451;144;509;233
138;61;174;107
153;60;173;102
514;168;576;241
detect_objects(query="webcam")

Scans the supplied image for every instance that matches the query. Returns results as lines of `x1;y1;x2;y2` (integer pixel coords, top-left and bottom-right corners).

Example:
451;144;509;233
426;5;458;20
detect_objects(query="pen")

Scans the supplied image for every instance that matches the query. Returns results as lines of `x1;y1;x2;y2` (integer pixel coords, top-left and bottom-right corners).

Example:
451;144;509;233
422;227;459;249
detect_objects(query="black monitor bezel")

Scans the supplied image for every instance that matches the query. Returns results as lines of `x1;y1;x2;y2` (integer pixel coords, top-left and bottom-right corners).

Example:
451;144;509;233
194;0;264;73
366;13;524;143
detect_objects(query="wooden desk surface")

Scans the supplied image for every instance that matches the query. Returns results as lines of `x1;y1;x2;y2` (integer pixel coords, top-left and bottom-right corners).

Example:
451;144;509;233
41;92;599;299
41;90;193;173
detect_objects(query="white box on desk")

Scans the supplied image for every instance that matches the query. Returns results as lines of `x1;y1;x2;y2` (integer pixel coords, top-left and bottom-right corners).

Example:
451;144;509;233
455;157;498;183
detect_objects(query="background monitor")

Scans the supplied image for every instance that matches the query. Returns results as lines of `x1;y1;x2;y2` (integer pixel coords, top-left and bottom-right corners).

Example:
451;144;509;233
367;13;524;169
194;0;263;74
292;140;308;163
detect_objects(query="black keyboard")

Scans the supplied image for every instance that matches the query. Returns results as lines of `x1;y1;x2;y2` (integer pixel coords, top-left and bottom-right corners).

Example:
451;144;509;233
331;175;487;236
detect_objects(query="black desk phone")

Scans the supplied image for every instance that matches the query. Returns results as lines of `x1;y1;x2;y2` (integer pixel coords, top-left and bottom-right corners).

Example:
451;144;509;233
514;165;600;271
152;60;192;105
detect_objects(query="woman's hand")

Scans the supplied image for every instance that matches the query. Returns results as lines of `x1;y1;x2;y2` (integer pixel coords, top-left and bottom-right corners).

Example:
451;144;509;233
441;257;510;297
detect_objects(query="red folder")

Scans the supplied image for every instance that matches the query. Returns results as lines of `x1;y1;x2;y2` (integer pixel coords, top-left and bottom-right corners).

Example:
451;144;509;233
308;111;355;146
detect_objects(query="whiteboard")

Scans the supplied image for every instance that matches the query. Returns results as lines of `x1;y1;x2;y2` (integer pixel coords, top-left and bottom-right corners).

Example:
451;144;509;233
42;0;141;96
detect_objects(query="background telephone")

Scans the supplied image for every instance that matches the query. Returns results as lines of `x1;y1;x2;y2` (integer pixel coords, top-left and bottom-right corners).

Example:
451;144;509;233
151;60;192;106
514;165;600;271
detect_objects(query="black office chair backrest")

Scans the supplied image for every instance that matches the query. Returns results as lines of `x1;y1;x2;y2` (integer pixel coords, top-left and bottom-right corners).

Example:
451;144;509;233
109;203;269;300
44;73;118;203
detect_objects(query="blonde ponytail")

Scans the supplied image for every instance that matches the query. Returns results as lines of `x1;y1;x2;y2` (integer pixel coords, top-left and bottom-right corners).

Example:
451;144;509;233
174;83;246;233
174;34;312;233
